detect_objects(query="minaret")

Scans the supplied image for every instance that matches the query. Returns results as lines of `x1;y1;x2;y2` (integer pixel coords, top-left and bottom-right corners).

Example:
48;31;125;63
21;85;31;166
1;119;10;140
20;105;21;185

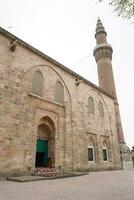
93;18;125;144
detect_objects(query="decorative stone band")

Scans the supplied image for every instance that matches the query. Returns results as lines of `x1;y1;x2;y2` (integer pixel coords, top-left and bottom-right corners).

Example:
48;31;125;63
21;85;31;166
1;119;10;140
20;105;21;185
93;43;113;62
95;30;107;38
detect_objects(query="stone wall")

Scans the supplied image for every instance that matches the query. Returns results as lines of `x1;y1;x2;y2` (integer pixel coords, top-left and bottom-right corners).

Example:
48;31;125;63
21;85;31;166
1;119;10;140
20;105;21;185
0;31;122;176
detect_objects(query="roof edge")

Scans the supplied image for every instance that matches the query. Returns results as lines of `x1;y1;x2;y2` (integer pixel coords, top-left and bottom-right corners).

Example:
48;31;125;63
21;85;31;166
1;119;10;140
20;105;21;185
0;26;114;99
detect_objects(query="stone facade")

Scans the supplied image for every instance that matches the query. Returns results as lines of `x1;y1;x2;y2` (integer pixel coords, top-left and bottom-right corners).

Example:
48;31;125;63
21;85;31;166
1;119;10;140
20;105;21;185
0;24;123;177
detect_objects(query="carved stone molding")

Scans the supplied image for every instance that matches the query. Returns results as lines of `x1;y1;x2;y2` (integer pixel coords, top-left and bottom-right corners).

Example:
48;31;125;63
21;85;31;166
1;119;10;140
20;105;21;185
93;44;113;62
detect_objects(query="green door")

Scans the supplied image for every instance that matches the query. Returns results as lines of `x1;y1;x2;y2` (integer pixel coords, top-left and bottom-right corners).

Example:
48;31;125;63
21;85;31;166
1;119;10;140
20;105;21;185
36;140;48;167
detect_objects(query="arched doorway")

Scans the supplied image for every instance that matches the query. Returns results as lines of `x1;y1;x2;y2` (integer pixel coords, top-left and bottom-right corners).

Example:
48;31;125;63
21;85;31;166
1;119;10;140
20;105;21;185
35;117;55;168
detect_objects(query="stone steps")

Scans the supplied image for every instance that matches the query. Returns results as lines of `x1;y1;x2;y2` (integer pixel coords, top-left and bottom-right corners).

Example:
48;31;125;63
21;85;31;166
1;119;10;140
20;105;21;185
35;167;63;177
8;168;89;182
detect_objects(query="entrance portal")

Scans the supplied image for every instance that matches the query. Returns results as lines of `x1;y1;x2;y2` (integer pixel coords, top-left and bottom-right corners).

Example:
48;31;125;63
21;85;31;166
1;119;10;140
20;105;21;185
35;116;55;168
35;140;48;167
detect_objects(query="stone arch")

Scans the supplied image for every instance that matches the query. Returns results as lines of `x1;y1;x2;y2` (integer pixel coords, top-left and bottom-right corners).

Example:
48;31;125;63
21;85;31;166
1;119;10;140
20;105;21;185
31;70;44;97
35;116;55;168
88;97;94;114
102;139;109;161
88;137;96;162
55;81;64;104
84;88;116;163
88;137;95;146
38;116;55;132
84;88;112;129
103;140;108;148
22;65;74;169
21;64;72;105
98;101;104;118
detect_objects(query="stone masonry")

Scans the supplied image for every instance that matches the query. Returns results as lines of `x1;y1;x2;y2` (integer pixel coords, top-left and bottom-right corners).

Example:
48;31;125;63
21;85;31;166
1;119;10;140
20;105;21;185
0;20;125;177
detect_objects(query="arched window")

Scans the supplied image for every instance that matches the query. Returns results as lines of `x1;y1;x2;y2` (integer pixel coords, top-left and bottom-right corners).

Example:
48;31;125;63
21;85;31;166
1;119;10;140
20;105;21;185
31;71;44;97
98;101;104;118
88;138;95;162
88;97;94;114
55;81;64;104
103;141;108;161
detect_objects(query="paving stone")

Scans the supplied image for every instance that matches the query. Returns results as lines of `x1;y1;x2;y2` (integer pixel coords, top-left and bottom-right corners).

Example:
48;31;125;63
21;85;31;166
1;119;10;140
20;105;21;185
0;170;134;200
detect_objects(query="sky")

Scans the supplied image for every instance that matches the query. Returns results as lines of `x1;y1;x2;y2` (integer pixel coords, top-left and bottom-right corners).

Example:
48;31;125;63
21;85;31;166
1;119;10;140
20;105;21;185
0;0;134;148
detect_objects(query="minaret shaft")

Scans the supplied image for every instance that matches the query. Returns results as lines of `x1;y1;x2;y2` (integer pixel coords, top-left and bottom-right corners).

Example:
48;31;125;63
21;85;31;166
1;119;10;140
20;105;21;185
93;19;125;144
97;58;117;97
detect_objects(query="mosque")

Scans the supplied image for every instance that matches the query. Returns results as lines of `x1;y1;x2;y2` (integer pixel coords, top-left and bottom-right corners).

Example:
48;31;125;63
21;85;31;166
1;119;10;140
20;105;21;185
0;19;132;177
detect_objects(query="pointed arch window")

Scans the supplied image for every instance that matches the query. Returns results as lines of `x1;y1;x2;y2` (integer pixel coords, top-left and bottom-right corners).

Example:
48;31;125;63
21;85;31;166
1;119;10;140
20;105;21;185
55;81;64;104
98;101;104;118
88;138;95;162
103;141;108;161
88;97;94;114
31;71;44;97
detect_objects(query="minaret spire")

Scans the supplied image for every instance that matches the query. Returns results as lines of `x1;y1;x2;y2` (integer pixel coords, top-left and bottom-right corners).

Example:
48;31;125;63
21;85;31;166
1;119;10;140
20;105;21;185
95;18;107;45
93;18;116;97
96;18;106;35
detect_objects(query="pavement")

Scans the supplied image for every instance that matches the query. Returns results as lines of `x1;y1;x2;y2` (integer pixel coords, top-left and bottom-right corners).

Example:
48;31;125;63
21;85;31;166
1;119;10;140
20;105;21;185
0;170;134;200
7;172;88;182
